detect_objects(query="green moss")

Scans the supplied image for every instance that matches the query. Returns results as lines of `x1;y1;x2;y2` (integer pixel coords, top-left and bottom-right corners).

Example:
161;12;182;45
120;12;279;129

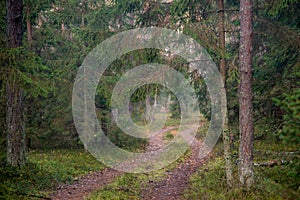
0;149;104;199
163;132;175;140
87;173;147;200
184;141;300;200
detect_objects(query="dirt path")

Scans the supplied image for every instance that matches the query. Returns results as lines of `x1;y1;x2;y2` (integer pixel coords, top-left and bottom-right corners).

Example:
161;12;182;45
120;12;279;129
140;128;207;200
50;125;207;200
49;126;177;200
49;167;122;200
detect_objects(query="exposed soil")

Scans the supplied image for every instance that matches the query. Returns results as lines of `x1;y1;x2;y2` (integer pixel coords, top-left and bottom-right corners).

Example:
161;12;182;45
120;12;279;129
140;129;207;200
49;168;122;200
50;125;207;200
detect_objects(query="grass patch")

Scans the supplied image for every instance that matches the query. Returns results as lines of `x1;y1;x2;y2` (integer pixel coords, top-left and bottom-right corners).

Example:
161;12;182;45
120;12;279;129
86;168;172;200
163;130;176;141
184;140;300;200
164;115;180;127
0;149;104;199
86;173;149;200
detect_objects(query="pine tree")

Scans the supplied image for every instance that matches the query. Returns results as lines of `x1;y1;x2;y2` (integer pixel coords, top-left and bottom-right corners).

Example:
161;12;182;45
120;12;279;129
238;0;254;188
6;0;26;167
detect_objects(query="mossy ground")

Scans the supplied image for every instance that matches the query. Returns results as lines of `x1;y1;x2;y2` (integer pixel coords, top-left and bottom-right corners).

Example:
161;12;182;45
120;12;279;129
0;149;104;199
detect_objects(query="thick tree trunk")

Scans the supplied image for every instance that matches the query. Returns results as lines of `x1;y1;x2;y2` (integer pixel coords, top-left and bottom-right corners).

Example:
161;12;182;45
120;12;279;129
238;0;254;188
6;80;26;167
6;0;23;48
6;0;26;167
218;0;233;187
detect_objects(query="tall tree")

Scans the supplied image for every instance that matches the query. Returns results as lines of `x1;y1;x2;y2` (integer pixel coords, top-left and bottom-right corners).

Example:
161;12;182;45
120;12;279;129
238;0;254;188
6;0;26;167
218;0;233;188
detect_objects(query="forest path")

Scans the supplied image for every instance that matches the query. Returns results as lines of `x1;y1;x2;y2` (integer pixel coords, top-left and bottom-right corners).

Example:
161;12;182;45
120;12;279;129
140;125;207;200
49;126;175;200
49;166;122;199
50;125;206;200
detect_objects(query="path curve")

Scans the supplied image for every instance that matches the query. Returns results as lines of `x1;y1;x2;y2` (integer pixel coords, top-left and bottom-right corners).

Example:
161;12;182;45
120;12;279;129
49;126;177;200
141;126;208;200
49;168;122;200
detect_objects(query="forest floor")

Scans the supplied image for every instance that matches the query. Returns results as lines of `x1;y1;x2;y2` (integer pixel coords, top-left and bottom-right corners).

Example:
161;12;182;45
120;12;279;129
1;122;298;200
50;124;208;200
46;122;300;200
49;167;122;200
140;129;207;200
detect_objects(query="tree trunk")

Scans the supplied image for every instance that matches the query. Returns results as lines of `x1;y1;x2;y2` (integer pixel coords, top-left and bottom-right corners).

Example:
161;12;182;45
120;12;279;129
145;94;152;122
218;0;233;187
26;4;33;49
6;0;26;167
218;0;226;82
81;9;85;30
238;0;254;188
6;79;26;167
154;88;157;108
81;0;86;29
6;0;23;48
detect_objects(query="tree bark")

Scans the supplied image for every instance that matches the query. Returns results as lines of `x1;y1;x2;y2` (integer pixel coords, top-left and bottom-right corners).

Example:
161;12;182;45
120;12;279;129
6;0;23;48
238;0;254;188
218;0;226;82
26;3;33;49
6;79;26;167
218;0;233;188
6;0;26;167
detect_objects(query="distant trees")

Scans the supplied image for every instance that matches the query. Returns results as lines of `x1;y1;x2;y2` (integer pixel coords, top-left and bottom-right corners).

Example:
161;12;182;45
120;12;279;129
273;87;300;144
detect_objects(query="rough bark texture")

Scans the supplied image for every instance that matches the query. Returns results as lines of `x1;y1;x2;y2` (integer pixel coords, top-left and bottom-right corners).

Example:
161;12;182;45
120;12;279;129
6;0;23;48
238;0;254;188
218;0;233;188
6;0;26;167
6;80;26;167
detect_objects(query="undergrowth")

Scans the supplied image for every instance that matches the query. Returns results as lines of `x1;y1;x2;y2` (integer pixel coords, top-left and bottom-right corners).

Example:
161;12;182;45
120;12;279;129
0;149;104;199
184;123;300;200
